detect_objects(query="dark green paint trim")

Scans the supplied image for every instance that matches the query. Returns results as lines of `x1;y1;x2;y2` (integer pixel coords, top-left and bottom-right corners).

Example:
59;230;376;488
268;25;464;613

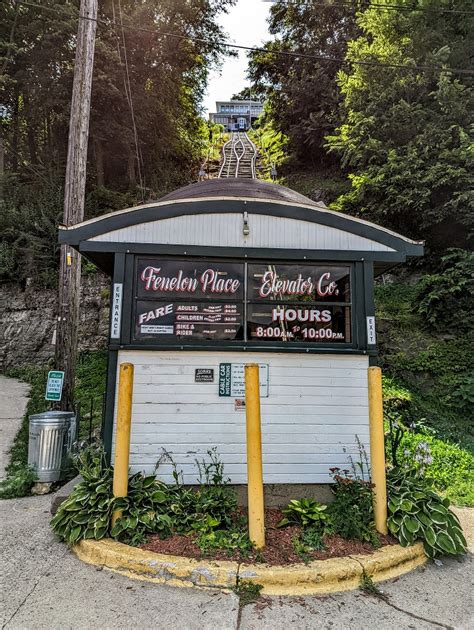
110;253;126;343
103;349;118;464
78;240;408;262
108;342;367;355
364;262;377;350
120;255;134;346
353;263;366;351
60;199;424;256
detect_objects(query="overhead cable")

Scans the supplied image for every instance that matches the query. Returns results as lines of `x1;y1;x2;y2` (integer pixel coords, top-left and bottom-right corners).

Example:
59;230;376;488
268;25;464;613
14;1;474;76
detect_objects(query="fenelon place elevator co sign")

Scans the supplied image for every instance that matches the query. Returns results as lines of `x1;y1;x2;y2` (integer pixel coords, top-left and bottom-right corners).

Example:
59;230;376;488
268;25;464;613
133;258;352;344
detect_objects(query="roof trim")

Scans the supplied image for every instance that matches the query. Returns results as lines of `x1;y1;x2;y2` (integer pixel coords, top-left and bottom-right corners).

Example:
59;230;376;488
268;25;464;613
59;197;424;257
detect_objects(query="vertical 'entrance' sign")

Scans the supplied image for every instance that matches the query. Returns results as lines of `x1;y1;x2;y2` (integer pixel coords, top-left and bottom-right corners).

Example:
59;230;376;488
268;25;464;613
111;283;123;339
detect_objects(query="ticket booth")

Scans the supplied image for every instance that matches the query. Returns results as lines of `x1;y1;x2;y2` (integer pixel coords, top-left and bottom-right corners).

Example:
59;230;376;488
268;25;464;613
59;179;423;498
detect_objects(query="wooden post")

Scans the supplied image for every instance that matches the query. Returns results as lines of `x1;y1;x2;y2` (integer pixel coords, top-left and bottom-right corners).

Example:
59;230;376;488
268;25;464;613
55;0;97;411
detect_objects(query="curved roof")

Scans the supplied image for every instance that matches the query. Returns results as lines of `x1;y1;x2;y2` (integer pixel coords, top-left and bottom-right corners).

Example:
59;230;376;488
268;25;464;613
160;178;323;207
59;178;423;275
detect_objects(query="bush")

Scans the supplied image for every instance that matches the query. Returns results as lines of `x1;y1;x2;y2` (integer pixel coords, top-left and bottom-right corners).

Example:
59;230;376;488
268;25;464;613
397;432;474;507
327;468;380;546
51;445;242;549
387;468;467;558
0;464;37;499
51;444;113;545
415;250;474;333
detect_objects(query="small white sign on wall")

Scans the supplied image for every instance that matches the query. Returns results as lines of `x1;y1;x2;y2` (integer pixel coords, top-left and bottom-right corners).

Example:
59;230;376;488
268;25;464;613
366;316;376;345
219;363;269;398
111;283;123;339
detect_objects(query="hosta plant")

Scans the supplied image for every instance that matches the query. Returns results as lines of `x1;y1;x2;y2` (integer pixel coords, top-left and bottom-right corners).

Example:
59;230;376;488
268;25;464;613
110;473;172;545
278;498;330;528
51;444;113;545
387;468;467;558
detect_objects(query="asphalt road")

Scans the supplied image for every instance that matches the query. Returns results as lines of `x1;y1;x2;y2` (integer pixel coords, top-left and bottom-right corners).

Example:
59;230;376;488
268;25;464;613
1;493;473;630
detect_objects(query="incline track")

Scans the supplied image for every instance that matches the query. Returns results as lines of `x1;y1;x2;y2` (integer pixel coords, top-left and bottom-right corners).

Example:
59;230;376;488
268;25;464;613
218;131;257;179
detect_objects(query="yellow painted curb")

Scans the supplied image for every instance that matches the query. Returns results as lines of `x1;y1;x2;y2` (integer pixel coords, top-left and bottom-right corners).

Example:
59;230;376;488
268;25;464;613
73;538;427;595
239;542;427;595
74;538;239;589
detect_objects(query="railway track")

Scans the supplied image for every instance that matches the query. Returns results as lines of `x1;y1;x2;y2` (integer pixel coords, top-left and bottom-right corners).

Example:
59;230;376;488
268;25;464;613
218;131;257;179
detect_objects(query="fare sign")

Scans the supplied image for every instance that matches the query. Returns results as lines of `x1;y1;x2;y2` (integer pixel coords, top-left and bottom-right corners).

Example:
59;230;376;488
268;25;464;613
135;260;244;341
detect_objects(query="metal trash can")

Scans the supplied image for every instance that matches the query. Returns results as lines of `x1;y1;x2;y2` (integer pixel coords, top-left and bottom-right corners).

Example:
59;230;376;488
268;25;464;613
28;411;74;482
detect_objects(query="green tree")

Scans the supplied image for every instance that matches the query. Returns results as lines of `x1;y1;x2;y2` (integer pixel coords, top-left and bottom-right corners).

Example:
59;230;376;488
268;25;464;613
326;1;473;249
0;0;236;285
248;1;359;166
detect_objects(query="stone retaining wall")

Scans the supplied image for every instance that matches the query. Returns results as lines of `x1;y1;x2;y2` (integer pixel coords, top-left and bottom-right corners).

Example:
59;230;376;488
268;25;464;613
0;275;110;371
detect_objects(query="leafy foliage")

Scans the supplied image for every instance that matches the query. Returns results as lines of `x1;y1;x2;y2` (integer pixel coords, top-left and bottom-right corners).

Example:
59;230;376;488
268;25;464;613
414;250;474;333
326;3;473;249
248;119;288;181
376;281;474;452
110;474;172;546
292;526;326;562
196;528;252;557
387;469;467;558
51;446;242;549
51;444;114;545
1;0;236;285
0;465;37;499
385;408;474;507
248;0;358;166
277;498;329;529
327;468;380;547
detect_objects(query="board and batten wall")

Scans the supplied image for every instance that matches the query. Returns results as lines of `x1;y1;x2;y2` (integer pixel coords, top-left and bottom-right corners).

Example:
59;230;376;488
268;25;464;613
112;350;371;484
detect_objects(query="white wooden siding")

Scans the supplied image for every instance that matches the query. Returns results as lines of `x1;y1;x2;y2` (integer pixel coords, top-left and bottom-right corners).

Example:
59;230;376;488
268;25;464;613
91;214;394;252
112;351;370;484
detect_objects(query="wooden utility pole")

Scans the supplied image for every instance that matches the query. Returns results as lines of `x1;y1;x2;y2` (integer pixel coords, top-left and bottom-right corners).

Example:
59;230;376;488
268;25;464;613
55;0;97;411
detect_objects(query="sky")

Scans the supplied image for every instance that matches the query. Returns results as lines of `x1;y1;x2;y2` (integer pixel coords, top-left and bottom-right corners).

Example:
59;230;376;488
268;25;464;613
203;0;271;115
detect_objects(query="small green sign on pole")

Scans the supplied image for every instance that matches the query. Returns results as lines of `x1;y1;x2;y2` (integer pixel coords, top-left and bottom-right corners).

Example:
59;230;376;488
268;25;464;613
45;370;65;401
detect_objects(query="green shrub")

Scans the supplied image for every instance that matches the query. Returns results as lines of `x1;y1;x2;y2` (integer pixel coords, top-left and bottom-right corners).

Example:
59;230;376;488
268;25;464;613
50;444;113;545
398;432;474;507
51;445;242;549
415;250;474;333
0;464;37;499
387;468;467;558
327;468;380;546
278;498;329;529
110;473;172;545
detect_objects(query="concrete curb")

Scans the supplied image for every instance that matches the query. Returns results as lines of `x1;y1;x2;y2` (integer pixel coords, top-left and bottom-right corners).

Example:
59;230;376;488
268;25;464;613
73;538;427;595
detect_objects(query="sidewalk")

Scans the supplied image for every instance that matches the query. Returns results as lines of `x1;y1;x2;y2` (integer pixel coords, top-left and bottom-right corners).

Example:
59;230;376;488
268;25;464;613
0;374;30;479
1;492;472;629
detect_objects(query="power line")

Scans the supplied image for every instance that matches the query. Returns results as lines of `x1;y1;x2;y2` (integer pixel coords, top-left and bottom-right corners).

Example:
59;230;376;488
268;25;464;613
113;0;146;201
14;1;474;75
263;0;474;16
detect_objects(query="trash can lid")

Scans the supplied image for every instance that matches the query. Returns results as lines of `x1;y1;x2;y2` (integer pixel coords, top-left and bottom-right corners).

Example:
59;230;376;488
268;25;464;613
29;410;75;421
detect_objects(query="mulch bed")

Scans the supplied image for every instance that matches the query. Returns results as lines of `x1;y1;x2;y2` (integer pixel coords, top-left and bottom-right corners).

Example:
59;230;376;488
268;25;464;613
140;508;396;566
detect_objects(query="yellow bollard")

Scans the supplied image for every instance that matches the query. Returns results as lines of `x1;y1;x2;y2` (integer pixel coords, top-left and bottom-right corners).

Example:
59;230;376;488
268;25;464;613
368;366;388;535
112;362;134;528
245;364;265;549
